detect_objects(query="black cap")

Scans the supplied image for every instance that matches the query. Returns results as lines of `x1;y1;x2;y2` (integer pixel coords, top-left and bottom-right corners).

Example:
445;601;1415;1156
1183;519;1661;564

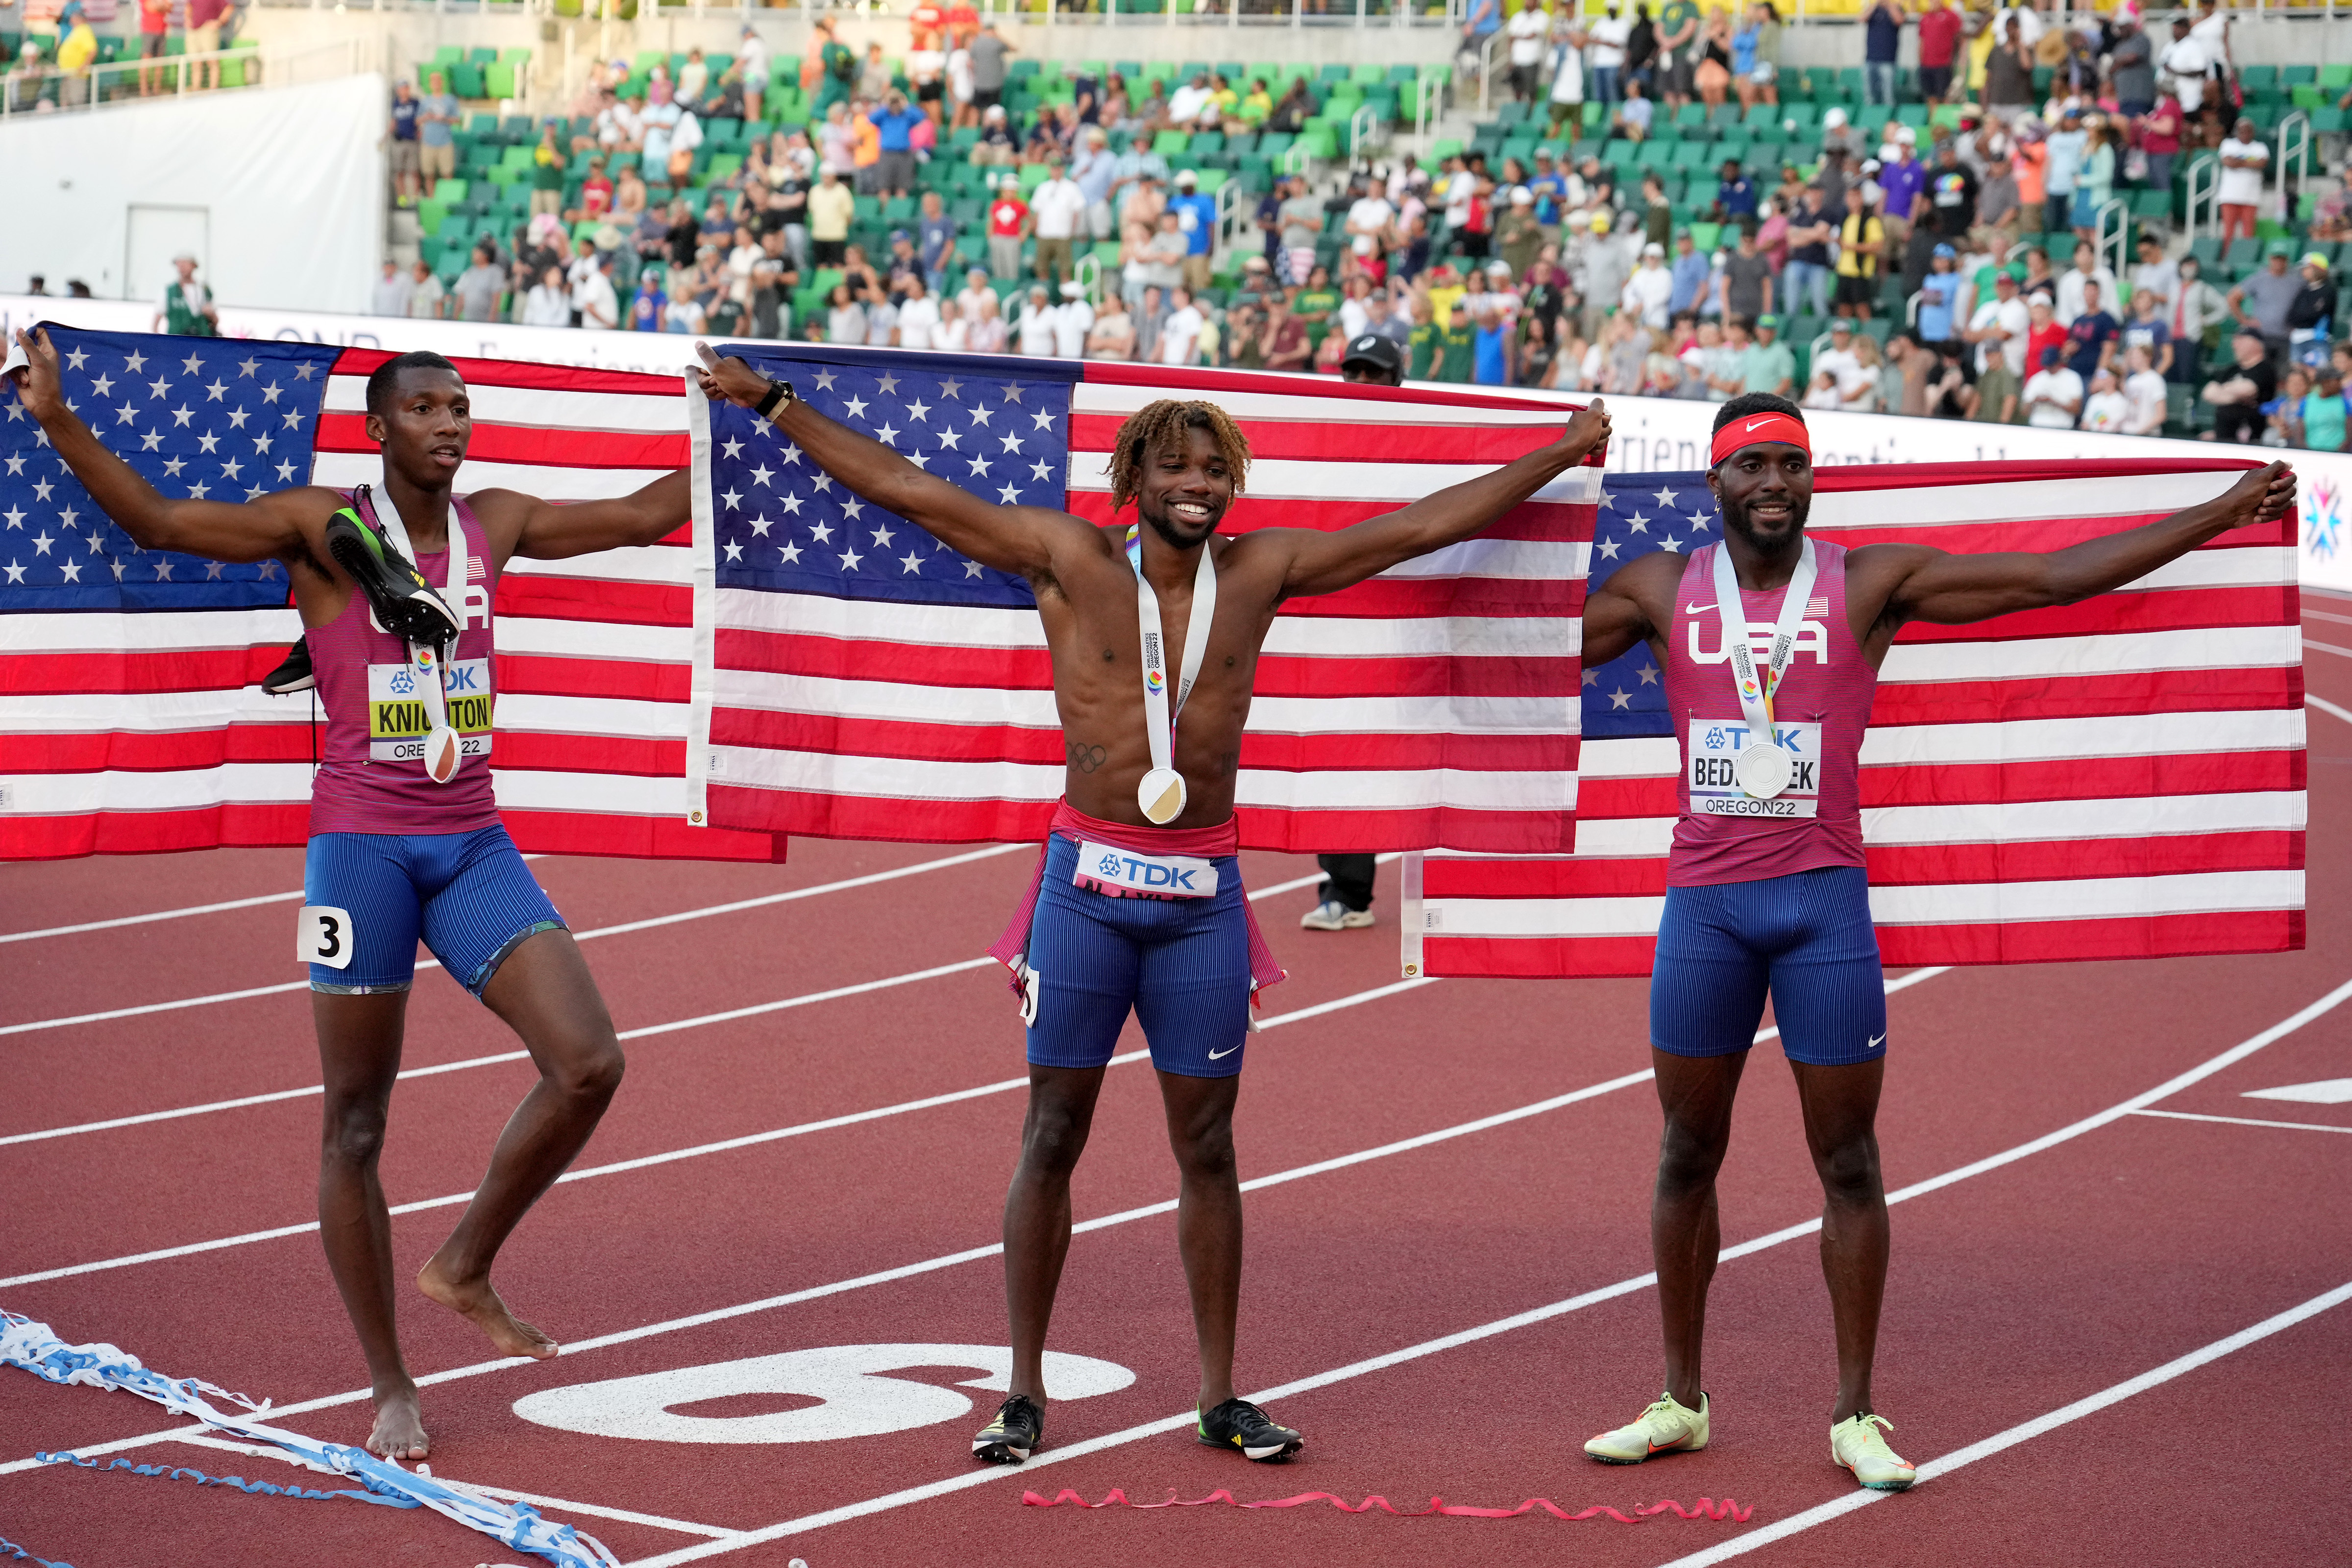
1341;333;1403;374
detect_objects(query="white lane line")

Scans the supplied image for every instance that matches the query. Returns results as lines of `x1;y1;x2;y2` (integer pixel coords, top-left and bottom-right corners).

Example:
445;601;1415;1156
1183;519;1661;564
0;889;308;945
2306;638;2352;659
0;864;1355;1148
2309;693;2352;727
0;843;1032;1039
162;1434;746;1541
2306;608;2352;627
1647;1278;2352;1568
0;925;1423;1290
0;966;1948;1486
584;969;2352;1566
2130;1107;2352;1136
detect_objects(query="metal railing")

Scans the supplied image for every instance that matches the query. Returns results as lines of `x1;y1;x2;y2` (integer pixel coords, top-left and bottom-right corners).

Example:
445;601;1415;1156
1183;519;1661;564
1475;26;1500;113
2184;152;2221;245
2094;194;2130;290
0;36;368;119
2276;108;2312;226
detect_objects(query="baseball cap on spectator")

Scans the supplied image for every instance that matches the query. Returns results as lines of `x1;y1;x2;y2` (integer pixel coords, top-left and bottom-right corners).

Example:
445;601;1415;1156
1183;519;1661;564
1176;170;1198;187
1895;125;1918;146
1341;334;1404;376
1061;281;1086;297
1756;314;1780;329
1824;107;1848;129
1591;209;1613;233
2306;251;2333;270
1244;255;1270;270
1829;318;1851;334
2040;346;2063;367
890;228;911;243
1642;242;1665;258
1511;187;1533;206
1933;243;1957;259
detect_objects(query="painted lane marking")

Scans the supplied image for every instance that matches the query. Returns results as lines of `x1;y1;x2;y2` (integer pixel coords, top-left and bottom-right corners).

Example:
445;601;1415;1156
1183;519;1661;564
2130;1107;2352;1136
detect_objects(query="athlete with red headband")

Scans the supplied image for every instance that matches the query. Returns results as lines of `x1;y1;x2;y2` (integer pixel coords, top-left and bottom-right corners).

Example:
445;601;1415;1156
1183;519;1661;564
1576;393;2295;1492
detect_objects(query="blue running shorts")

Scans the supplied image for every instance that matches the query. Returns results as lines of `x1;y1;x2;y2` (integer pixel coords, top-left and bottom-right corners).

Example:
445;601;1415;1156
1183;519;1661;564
1021;834;1252;1079
302;824;565;998
1649;865;1888;1068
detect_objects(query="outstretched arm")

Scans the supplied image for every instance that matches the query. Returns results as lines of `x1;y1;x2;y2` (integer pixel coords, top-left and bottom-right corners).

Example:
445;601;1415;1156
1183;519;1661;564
1867;461;2295;629
6;326;324;561
693;343;1092;575
1268;399;1611;599
486;468;694;561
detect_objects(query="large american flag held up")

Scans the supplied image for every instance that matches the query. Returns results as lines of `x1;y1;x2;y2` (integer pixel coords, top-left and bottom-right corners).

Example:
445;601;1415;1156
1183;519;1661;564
1404;460;2307;977
0;327;785;862
685;347;1602;855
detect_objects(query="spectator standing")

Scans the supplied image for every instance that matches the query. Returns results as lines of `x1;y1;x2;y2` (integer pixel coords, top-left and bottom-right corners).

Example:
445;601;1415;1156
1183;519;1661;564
986;173;1031;280
522;266;572;327
1915;0;1960;102
2120;288;2174;379
1964;264;2030;376
808;166;855;268
2140;94;2184;199
2108;12;2156;117
575;253;619;330
2077;366;2130;432
2303;367;2348;452
387;80;422;206
406;257;445;320
867;92;925;199
2041;110;2085;237
1085;293;1136;360
1782;184;1837;319
2216;120;2269;254
1072;127;1116;241
1051;282;1094;360
1029;160;1088;288
154;253;219;336
899;276;944;350
1667;230;1710;317
1862;0;1903;108
1740;314;1796;395
370;259;413;318
184;0;225;90
1718;222;1773;319
417;72;460;198
1547;11;1588;135
2056;240;2118;328
1653;0;1699;110
1621;241;1673;328
1169;169;1219;295
138;0;172;97
1507;0;1551;105
1834;185;1887;320
1916;243;1964;344
2169;254;2228;386
1589;1;1630;103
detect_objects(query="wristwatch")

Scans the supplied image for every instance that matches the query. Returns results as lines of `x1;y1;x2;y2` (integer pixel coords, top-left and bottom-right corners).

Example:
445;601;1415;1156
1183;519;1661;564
755;377;796;419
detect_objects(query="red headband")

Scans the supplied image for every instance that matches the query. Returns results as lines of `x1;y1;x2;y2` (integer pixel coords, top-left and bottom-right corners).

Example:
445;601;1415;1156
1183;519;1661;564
1711;412;1812;467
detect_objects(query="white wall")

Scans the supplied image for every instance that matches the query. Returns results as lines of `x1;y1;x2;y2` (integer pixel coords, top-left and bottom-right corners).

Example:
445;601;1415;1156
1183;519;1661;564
0;74;386;317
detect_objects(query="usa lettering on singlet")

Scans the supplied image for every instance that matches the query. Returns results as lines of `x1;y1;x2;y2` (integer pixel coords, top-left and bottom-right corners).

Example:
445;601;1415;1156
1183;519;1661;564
1661;539;1880;888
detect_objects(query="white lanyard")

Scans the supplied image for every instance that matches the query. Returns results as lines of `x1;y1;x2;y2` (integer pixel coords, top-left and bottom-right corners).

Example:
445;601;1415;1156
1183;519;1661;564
1709;537;1817;800
366;487;470;784
1127;523;1216;825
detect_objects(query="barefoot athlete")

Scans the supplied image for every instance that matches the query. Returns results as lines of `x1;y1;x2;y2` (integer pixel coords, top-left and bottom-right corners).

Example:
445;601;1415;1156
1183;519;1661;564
692;345;1610;1467
1577;394;2296;1492
7;332;697;1460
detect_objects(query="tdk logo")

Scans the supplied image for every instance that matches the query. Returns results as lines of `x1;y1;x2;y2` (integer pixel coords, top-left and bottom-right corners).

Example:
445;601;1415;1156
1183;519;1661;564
1113;856;1199;890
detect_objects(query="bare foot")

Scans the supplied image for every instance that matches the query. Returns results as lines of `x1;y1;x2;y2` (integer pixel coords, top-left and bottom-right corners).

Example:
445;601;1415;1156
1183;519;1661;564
416;1258;559;1360
368;1386;429;1461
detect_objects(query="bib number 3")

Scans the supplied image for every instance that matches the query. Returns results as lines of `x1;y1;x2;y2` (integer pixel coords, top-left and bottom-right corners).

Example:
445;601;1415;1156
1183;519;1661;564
299;905;356;970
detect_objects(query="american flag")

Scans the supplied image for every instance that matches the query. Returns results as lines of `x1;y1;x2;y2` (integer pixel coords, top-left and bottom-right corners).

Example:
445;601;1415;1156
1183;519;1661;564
684;348;1603;854
1404;459;2307;977
0;328;784;862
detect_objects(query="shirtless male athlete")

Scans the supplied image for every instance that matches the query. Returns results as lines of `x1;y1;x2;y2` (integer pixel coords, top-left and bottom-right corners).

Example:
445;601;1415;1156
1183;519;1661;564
1577;393;2295;1491
10;332;701;1460
691;344;1611;1466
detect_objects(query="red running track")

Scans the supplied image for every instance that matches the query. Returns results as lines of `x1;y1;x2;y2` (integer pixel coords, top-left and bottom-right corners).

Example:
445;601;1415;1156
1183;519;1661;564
3;611;2350;1568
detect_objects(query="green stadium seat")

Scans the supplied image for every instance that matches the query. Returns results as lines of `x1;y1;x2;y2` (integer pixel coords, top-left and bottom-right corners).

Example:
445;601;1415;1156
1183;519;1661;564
432;44;464;68
1153;129;1190;155
449;63;484;98
485;63;516;100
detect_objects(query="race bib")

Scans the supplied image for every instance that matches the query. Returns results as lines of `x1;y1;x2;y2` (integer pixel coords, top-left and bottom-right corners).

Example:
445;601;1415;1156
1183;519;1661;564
367;658;493;767
1687;720;1823;819
1071;841;1219;900
297;905;355;969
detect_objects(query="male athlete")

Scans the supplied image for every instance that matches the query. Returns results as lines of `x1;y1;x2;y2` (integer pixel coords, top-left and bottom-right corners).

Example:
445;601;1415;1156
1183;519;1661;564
1578;393;2294;1491
691;344;1610;1466
9;331;701;1460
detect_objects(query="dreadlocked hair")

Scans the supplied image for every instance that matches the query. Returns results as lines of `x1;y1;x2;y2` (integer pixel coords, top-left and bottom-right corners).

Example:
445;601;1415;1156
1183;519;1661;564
1105;399;1251;514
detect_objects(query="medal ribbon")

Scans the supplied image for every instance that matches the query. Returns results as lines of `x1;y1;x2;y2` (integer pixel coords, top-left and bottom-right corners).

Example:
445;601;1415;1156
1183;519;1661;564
1709;537;1818;738
362;487;468;777
1126;524;1217;783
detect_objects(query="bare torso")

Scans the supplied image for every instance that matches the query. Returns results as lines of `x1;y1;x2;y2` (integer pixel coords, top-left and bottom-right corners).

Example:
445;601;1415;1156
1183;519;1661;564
1034;525;1298;829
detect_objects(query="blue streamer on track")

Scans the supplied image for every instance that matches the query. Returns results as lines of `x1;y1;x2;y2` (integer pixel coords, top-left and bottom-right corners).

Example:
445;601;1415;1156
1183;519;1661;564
0;1535;75;1568
1;1312;617;1568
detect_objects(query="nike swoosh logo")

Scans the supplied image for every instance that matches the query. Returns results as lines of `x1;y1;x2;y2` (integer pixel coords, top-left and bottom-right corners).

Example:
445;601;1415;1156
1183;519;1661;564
1745;417;1773;432
1867;1034;1886;1048
1648;1438;1686;1452
1207;1044;1240;1060
1684;602;1715;614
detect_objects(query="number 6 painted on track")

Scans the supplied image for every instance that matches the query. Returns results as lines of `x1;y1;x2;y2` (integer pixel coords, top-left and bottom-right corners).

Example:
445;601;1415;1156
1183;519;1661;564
511;1344;1135;1446
297;905;354;970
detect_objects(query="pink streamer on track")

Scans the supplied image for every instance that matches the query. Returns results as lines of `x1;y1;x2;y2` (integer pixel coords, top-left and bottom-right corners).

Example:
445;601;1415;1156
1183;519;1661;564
1021;1488;1754;1522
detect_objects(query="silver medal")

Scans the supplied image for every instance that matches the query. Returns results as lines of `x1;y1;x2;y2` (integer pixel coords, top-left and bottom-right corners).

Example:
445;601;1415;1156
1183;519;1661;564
1735;739;1792;800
